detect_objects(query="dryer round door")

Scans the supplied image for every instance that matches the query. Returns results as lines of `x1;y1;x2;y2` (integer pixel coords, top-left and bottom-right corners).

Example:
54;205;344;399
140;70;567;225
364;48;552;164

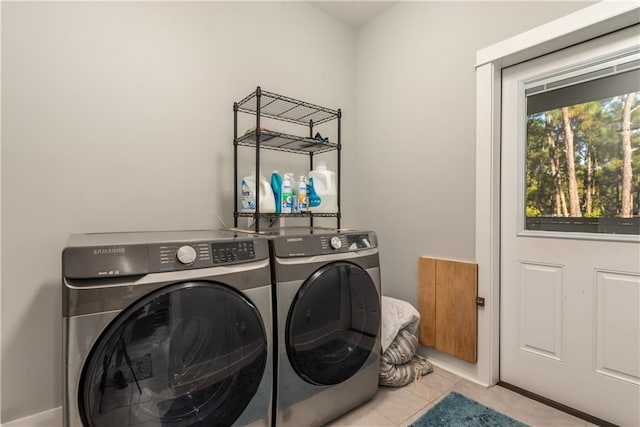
78;281;267;427
286;261;380;385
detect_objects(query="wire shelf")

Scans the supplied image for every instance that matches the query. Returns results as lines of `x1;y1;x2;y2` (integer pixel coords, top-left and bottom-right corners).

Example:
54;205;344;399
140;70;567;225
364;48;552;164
236;212;339;218
236;89;338;125
236;130;338;154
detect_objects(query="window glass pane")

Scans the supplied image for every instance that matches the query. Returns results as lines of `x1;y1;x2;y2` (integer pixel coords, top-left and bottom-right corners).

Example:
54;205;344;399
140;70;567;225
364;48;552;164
524;62;640;235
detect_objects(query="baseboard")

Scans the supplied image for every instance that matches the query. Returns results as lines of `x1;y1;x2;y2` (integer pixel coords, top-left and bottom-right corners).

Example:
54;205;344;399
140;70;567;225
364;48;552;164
428;359;492;388
416;346;493;388
2;406;61;427
498;381;617;427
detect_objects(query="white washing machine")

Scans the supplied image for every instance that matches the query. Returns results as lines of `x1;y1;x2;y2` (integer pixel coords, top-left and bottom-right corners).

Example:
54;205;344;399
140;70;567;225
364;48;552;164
62;230;272;427
268;228;381;427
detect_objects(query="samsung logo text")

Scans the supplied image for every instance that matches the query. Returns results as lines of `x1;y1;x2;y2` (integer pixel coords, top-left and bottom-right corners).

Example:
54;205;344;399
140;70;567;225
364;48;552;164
93;247;126;255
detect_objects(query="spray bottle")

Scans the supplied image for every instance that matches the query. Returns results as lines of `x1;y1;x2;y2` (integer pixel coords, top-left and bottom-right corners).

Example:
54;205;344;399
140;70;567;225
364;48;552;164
298;176;308;212
282;173;292;214
284;173;298;213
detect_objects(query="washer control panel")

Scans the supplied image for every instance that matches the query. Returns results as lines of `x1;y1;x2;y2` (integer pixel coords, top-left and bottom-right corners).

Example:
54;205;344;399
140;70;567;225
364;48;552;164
150;240;260;272
62;232;269;279
211;241;255;264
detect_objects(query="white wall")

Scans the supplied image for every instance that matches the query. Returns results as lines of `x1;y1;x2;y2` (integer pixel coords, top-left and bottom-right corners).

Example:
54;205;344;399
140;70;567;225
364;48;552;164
1;0;599;422
353;1;593;380
1;2;356;422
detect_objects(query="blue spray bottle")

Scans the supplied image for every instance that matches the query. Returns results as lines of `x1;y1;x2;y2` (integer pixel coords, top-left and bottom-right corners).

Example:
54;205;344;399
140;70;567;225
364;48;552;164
271;171;283;214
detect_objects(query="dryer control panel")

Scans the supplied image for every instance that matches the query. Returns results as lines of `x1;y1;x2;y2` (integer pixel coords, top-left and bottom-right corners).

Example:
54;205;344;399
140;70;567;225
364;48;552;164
273;232;377;258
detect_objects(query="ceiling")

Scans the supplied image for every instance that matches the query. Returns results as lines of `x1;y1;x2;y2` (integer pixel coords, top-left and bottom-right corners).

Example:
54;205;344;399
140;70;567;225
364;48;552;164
308;1;397;28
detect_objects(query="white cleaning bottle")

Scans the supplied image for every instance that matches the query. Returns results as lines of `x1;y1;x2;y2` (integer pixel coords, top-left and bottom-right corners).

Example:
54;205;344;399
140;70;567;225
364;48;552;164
308;161;337;213
297;176;308;212
281;173;292;213
284;173;298;213
241;170;276;213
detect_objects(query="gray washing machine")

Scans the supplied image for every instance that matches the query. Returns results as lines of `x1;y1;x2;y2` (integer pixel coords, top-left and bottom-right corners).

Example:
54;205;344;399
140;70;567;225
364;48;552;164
62;230;272;427
267;228;381;427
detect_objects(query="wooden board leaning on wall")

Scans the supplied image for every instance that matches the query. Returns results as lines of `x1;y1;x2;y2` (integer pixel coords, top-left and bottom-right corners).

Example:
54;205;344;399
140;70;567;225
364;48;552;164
418;257;478;363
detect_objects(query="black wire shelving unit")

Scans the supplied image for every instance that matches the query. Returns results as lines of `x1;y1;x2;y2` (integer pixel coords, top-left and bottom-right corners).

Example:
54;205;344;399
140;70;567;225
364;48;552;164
233;86;341;232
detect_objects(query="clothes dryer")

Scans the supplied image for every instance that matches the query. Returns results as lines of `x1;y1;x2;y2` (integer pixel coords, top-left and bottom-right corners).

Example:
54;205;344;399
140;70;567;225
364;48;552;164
62;230;272;427
268;228;381;427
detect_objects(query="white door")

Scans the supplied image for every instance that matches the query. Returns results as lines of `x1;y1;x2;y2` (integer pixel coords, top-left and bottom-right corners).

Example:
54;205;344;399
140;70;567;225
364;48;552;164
501;25;640;426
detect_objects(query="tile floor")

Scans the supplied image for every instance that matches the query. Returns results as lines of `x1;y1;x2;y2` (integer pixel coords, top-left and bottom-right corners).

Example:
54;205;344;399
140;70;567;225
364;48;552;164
327;366;597;427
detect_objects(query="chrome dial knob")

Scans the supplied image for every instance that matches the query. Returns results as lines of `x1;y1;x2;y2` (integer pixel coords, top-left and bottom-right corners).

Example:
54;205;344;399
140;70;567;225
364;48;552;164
176;245;197;265
330;236;342;250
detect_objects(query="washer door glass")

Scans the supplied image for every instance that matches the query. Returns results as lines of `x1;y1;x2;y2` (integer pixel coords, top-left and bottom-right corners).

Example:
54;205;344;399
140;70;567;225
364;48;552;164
79;281;267;427
286;261;380;385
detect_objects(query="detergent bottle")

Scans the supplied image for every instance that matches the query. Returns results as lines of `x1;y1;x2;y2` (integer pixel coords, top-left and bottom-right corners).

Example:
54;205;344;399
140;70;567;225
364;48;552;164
241;170;276;213
307;177;321;210
308;161;337;213
270;171;283;214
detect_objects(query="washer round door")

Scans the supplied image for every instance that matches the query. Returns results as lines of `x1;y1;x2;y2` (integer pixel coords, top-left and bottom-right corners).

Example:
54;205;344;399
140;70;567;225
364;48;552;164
79;281;267;427
286;261;380;385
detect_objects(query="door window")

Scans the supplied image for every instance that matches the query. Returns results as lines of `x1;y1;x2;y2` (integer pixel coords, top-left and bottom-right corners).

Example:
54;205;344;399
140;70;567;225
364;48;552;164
524;52;640;235
79;282;267;427
286;261;380;385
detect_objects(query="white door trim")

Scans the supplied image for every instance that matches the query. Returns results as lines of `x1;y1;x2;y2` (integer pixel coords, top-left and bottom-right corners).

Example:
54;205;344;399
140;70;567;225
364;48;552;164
475;1;640;386
0;1;3;416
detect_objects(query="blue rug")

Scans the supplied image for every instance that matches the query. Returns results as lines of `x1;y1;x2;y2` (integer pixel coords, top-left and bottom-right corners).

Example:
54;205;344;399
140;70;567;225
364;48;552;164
409;391;528;427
